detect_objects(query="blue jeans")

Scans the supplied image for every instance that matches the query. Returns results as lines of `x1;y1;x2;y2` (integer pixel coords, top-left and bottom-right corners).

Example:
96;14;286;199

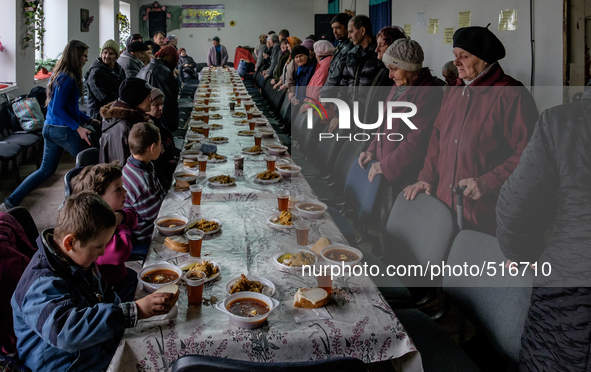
4;124;89;208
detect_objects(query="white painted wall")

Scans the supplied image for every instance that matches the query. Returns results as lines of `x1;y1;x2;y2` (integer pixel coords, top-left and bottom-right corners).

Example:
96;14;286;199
138;0;316;64
68;0;102;76
0;0;17;85
44;0;68;60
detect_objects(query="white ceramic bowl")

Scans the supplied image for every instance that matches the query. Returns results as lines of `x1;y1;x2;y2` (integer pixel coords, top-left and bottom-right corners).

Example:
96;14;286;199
214;292;280;329
154;214;188;236
225;275;276;296
321;244;363;266
295;200;328;219
275;164;301;178
138;261;183;293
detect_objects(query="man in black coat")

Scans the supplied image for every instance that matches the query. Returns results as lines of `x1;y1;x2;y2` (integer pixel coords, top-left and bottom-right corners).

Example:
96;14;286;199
496;85;591;371
323;13;354;88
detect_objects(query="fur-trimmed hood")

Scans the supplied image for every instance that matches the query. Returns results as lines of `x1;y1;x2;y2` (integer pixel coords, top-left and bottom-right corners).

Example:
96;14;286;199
100;100;146;132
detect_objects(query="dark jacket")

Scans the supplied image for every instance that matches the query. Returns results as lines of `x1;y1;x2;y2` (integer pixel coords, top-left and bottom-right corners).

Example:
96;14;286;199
178;55;197;80
11;229;136;372
324;38;354;88
273;52;290;81
294;60;317;102
362;66;395;127
136;58;180;132
85;58;125;119
118;50;144;79
267;44;282;78
496;89;591;371
99;100;146;165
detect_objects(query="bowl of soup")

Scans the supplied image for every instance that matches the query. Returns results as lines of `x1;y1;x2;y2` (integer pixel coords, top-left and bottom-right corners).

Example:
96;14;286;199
321;244;363;266
138;262;182;293
275;164;301;178
155;214;188;236
214;292;280;329
295;200;327;219
173;171;198;184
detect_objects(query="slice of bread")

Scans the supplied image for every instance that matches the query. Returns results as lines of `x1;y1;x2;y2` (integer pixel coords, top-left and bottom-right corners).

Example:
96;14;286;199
293;288;329;309
183;159;199;167
164;236;189;253
155;283;180;307
311;237;332;255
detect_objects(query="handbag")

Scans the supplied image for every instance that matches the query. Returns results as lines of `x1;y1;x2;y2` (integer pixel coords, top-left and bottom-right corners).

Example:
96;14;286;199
11;97;45;132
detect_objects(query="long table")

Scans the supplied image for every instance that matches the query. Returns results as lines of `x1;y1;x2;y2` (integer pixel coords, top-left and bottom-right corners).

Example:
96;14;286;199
107;69;422;372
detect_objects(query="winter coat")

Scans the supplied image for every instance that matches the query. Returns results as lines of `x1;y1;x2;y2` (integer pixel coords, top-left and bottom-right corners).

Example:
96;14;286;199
178;55;197;80
99;100;147;165
273;52;290;81
267;44;282;78
118;50;144;79
11;229;136;372
85;58;125;119
305;55;333;104
496;88;591;371
0;212;35;354
362;67;395;127
324;39;354;87
418;63;539;235
367;69;443;186
207;45;228;66
136;58;180;132
294;60;317;102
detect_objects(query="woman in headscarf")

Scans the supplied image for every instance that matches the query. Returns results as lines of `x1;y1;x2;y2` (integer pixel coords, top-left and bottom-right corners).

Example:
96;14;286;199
299;40;336;114
290;45;317;106
86;39;126;119
136;45;180;132
288;38;315;101
404;26;539;235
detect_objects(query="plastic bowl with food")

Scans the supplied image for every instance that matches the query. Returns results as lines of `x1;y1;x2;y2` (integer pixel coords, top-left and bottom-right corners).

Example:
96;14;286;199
154;214;188;236
225;275;276;296
181;150;203;161
214;292;280;329
321;244;363;266
266;145;288;156
173;171;198;184
295;200;328;219
272;249;317;273
138;261;182;293
258;129;275;138
275;164;302;178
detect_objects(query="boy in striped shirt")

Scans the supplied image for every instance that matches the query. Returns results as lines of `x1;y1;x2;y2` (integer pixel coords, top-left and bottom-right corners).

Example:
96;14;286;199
122;122;166;255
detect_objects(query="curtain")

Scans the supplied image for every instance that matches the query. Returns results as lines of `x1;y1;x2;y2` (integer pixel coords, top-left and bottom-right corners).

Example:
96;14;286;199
369;0;392;36
328;0;340;14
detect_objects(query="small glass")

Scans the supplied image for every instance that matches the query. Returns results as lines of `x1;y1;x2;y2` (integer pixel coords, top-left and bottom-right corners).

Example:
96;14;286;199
294;220;310;246
277;191;290;212
185;270;206;307
266;155;276;172
187;229;205;257
197;155;208;172
190;184;202;205
254;132;262;147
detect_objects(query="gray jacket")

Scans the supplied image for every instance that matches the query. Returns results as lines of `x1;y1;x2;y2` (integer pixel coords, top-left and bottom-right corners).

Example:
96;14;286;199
118;50;144;79
267;44;281;76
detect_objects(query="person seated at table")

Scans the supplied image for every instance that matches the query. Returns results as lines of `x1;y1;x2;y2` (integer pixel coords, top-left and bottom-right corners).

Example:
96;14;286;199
99;78;154;165
122;122;166;256
207;36;228;67
273;36;302;91
442;60;459;85
119;41;150;78
271;39;290;85
11;192;175;372
299;40;335;114
71;163;139;302
290;45;317;106
178;48;197;82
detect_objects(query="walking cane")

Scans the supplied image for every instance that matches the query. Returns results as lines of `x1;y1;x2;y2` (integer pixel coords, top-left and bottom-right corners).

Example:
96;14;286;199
453;185;467;231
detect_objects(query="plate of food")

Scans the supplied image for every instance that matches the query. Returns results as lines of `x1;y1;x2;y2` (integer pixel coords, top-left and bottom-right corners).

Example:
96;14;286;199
209;114;223;120
255;170;282;184
186;218;223;235
238;130;256;137
208;175;236;187
242;146;263;155
208;136;228;144
231;112;247;119
209;106;220;111
267;211;297;229
207;153;227;163
210;123;224;130
186;133;205;141
234;120;249;126
180;258;221;283
226;274;275;296
272;250;317;273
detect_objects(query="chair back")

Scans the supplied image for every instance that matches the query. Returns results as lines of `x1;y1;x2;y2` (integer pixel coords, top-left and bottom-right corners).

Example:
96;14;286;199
443;230;533;365
279;96;291;122
315;131;345;175
344;160;387;222
75;147;99;168
384;192;455;286
171;355;368;372
331;139;366;197
7;206;39;254
64;166;84;200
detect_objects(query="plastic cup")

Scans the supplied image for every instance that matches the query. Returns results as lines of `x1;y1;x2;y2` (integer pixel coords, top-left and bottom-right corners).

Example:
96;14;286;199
202;124;210;137
254;132;262;147
203;98;210;105
249;121;256;130
186;229;205;257
203;105;210;113
235;91;240;97
229;102;236;111
266;155;276;172
236;97;242;104
190;184;202;205
185;270;206;307
277;191;290;212
244;102;253;111
197;155;208;172
247;111;253;120
294;220;310;246
316;266;333;295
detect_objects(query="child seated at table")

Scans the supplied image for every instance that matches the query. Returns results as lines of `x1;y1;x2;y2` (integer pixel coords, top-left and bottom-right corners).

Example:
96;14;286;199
11;192;175;372
122;122;166;256
71;162;139;301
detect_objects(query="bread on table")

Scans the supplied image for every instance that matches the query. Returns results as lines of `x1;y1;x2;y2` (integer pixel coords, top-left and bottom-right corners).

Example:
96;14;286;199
293;288;329;308
164;236;189;252
311;237;331;255
183;159;199;167
174;180;190;191
155;283;180;307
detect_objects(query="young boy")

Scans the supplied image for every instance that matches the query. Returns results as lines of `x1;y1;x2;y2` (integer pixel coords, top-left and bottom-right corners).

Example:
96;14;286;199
72;162;139;301
122;122;166;255
11;192;174;372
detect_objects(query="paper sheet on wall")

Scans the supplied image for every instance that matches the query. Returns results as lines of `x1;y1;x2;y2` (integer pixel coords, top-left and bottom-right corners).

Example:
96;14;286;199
444;28;455;44
417;12;426;26
498;9;517;31
404;24;412;38
428;18;439;34
459;11;471;28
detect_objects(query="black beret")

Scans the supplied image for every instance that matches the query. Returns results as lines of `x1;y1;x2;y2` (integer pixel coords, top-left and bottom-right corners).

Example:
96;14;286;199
128;41;149;53
291;45;309;59
119;78;152;108
453;26;506;64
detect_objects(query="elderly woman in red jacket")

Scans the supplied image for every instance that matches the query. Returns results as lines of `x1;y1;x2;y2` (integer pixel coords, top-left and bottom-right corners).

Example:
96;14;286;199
299;40;336;114
358;38;443;191
404;26;539;235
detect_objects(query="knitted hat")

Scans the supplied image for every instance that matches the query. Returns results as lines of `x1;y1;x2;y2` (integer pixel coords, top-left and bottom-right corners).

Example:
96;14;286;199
314;40;335;57
213;36;220;42
128;41;149;53
382;38;424;71
302;38;315;51
291;45;309;59
101;39;120;59
150;88;164;103
453;26;506;63
119;78;152;108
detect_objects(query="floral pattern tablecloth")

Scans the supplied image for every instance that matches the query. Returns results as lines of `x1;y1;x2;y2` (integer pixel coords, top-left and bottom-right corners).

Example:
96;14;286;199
107;70;422;372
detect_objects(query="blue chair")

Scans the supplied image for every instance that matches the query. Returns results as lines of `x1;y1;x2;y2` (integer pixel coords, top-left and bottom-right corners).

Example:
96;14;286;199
171;355;368;372
75;147;99;168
